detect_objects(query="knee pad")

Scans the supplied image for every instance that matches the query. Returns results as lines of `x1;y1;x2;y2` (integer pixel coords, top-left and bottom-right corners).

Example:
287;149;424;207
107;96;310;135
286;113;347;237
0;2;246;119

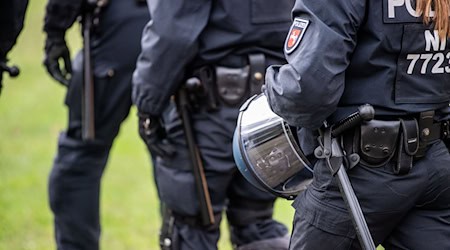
227;199;274;227
48;166;67;214
229;219;289;247
154;158;199;216
49;133;109;212
234;235;290;250
55;132;110;167
48;160;105;214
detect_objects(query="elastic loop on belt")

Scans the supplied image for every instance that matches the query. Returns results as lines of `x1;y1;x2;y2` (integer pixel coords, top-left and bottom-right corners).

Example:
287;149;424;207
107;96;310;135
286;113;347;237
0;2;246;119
248;54;266;97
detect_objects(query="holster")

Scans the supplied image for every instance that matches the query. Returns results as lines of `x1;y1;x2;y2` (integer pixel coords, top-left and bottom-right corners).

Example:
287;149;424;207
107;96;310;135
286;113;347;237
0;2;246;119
188;66;218;111
186;54;266;110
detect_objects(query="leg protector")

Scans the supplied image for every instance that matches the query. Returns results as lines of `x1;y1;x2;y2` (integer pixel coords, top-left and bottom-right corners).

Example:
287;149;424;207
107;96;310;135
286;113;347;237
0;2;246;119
235;235;290;250
227;199;288;248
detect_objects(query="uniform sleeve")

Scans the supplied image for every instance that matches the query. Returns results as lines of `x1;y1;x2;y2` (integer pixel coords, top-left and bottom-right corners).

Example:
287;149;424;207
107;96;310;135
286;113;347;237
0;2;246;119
43;0;83;37
0;0;28;58
264;0;366;129
132;0;212;115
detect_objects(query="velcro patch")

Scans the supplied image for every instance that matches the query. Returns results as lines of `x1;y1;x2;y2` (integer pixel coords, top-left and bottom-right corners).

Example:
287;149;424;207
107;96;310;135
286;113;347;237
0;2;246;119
285;18;309;54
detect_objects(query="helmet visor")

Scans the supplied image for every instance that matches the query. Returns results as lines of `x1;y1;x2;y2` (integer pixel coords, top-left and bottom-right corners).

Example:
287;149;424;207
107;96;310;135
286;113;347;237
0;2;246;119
236;94;313;199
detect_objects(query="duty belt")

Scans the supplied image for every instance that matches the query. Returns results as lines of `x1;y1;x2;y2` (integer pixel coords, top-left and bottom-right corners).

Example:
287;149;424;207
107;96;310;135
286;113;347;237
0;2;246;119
342;110;450;175
184;54;266;110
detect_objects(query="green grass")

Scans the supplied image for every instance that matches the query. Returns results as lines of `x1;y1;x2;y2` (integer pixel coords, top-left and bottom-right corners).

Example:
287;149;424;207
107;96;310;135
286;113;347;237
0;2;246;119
0;1;295;249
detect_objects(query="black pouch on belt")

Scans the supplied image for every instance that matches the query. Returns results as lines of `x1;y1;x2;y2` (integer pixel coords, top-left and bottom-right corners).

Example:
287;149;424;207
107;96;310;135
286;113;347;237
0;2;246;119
394;118;419;175
215;66;249;106
215;54;266;107
359;120;400;167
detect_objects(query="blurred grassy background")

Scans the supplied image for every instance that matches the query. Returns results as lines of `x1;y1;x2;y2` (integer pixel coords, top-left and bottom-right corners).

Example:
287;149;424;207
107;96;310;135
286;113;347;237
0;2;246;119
0;0;295;249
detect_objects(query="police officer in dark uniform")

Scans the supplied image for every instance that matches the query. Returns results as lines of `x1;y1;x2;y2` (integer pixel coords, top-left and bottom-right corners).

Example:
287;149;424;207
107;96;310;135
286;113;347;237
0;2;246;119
133;0;294;249
0;0;28;94
264;0;450;249
43;0;150;248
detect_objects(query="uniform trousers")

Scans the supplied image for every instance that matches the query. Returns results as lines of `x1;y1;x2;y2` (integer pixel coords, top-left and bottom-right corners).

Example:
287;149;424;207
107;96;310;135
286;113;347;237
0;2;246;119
290;140;450;249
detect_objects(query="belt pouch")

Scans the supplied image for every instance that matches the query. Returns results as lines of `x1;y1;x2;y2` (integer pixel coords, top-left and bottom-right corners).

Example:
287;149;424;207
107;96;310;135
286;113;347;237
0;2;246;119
215;66;249;106
394;118;419;175
359;120;400;167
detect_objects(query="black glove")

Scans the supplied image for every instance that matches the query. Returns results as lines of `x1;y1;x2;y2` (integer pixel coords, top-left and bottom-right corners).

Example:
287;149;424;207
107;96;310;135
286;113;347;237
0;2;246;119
0;56;5;89
0;68;3;95
43;34;72;86
138;112;176;159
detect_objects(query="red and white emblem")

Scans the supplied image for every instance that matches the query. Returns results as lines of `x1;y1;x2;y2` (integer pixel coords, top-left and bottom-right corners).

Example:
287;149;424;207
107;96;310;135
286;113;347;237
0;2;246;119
285;18;309;54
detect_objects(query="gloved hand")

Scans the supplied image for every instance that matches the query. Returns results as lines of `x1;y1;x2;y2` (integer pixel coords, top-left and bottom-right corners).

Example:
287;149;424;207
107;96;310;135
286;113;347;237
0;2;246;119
0;69;3;95
0;56;5;89
43;34;72;86
138;112;176;159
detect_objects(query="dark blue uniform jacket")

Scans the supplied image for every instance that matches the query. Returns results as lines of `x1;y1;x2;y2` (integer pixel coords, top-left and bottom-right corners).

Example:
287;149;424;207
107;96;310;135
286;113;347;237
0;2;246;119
132;0;294;115
265;0;450;130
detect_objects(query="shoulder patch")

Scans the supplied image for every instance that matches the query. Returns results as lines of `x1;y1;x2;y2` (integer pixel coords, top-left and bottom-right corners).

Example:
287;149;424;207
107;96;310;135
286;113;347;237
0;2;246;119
285;18;309;54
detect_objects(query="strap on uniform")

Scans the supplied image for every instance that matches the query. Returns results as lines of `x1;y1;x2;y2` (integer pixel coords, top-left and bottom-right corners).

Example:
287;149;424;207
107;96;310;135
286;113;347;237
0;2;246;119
160;207;177;250
248;54;266;97
416;111;435;158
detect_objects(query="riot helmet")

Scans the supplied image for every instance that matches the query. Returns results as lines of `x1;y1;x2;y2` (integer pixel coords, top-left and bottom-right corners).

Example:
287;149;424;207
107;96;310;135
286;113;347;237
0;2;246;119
233;93;313;200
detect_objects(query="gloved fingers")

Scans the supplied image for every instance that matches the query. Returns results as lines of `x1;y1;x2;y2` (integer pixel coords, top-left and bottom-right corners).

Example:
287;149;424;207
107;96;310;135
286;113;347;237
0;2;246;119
46;61;69;86
62;50;72;74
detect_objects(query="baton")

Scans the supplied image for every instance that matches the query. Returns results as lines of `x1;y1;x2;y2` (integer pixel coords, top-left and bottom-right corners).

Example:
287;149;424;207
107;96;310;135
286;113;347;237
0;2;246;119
324;105;377;250
176;80;215;226
81;4;96;140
